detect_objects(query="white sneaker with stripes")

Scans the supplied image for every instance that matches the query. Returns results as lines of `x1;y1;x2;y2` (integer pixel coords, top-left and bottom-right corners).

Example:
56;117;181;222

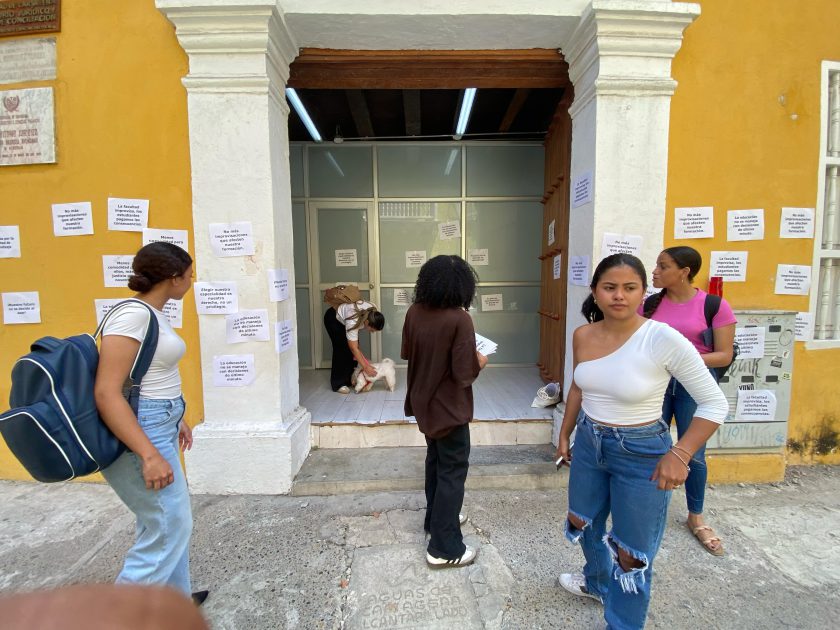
426;545;477;569
558;573;602;603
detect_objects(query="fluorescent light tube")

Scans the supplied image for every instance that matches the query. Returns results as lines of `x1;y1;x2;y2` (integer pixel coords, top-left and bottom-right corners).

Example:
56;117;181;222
286;88;322;143
454;88;477;138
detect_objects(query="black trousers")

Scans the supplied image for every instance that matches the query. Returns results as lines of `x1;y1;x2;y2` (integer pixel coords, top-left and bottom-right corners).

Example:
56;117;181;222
424;423;470;559
324;307;356;391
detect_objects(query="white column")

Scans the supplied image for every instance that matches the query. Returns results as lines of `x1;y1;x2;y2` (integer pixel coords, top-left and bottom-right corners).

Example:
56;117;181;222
561;0;699;393
156;1;309;494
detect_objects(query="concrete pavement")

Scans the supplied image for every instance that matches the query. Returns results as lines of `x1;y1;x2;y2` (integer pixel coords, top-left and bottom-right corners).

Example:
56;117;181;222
0;463;838;629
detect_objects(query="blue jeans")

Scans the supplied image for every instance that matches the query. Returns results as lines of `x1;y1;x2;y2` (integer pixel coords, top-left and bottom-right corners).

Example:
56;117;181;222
566;411;672;630
102;397;192;596
661;377;709;515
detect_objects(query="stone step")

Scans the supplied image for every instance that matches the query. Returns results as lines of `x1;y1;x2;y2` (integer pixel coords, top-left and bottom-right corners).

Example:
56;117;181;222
310;418;555;449
291;444;568;496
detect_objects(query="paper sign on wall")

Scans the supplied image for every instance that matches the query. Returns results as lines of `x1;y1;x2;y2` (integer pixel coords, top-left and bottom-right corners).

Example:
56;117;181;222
209;222;255;257
774;264;811;295
212;354;255;387
143;228;188;251
481;294;503;312
571;172;593;208
394;289;412;306
102;255;134;288
405;250;427;268
438;221;461;240
194;282;238;314
162;300;183;329
709;251;748;282
0;225;21;258
727;209;764;241
94;298;123;324
601;233;642;258
735;390;777;422
108;198;149;232
795;312;812;342
225;309;270;343
267;268;289;302
553;255;562;280
548;219;556;245
674;207;714;239
468;249;489;266
2;291;40;324
780;207;815;239
335;249;358;267
568;256;590;286
735;326;766;359
52;202;94;237
276;320;294;354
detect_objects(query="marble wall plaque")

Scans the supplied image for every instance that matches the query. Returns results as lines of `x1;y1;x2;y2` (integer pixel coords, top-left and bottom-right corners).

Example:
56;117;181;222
0;37;55;84
0;86;55;165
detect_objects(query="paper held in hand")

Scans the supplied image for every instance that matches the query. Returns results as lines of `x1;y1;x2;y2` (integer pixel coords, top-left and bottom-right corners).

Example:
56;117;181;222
475;333;498;356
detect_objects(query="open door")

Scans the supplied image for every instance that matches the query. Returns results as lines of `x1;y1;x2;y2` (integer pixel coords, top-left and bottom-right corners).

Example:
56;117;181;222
537;94;573;390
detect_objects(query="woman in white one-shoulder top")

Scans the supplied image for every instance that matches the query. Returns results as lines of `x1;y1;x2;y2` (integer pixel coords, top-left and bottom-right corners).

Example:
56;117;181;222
554;253;727;630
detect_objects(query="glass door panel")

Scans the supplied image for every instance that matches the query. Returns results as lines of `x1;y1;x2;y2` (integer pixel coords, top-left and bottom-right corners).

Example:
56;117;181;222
311;201;377;368
378;202;461;283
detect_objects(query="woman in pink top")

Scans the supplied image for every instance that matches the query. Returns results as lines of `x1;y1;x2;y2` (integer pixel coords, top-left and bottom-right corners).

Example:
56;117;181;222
643;246;736;556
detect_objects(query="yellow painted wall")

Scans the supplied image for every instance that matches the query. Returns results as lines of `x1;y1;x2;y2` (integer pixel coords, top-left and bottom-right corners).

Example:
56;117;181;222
668;0;840;465
0;1;199;480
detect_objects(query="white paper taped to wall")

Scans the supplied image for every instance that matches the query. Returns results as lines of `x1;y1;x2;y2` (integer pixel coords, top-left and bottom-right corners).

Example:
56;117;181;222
2;291;40;324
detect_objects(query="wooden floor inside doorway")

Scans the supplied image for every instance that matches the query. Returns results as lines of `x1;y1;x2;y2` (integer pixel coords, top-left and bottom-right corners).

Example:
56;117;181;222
300;366;556;425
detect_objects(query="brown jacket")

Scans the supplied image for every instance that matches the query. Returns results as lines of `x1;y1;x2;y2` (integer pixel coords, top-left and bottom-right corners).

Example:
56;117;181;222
401;304;481;438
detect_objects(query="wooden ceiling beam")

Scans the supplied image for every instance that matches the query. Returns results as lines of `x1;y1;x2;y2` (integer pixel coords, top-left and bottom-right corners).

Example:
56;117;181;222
499;88;531;132
345;89;374;138
403;90;421;137
289;49;568;89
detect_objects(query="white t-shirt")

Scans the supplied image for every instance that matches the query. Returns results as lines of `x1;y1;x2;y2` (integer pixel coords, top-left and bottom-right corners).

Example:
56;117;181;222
573;319;728;426
101;302;186;399
336;301;375;342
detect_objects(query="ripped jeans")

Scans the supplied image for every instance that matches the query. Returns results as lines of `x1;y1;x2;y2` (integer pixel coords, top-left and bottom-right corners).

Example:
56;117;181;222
566;411;672;630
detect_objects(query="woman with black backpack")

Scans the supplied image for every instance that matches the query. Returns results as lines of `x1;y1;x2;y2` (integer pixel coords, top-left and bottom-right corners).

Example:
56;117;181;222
94;242;206;605
642;246;736;556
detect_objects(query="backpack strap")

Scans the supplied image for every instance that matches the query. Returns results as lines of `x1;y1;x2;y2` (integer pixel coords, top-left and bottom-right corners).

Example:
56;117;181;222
95;299;160;411
703;293;722;329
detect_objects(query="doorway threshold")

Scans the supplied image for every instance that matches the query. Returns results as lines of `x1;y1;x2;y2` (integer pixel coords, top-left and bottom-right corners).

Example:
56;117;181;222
301;366;562;449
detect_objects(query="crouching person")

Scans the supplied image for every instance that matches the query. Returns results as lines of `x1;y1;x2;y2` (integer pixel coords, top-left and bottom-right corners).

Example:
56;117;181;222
555;254;727;629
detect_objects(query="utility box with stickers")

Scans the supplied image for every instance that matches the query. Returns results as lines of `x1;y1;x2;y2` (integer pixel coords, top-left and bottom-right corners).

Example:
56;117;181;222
709;310;796;451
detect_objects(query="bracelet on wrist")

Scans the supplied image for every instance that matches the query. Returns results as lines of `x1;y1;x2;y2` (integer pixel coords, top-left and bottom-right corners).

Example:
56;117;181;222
667;448;691;472
672;444;693;459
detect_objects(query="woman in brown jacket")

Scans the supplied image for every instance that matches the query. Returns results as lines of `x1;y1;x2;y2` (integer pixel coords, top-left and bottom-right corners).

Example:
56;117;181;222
401;255;488;568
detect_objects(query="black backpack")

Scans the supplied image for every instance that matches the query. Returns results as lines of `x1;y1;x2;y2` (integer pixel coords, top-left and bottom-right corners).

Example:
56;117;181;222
644;293;738;382
0;300;159;482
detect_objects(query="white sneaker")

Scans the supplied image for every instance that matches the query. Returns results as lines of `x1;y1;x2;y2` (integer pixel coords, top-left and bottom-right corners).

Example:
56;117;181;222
337;386;351;394
558;573;602;603
531;382;561;408
459;513;467;525
426;545;477;569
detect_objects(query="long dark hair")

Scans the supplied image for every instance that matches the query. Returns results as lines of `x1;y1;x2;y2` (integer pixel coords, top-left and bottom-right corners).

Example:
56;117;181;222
413;255;478;309
581;253;648;323
127;242;193;293
642;246;702;318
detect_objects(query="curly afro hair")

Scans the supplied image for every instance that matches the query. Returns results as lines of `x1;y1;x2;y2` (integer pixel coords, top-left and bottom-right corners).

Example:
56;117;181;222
413;255;478;309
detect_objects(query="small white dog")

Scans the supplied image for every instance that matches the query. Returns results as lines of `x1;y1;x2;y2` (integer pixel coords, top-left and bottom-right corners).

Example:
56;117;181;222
352;358;396;393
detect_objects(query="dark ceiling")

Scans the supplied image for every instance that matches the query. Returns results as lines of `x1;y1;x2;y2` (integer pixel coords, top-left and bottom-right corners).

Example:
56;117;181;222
287;88;567;143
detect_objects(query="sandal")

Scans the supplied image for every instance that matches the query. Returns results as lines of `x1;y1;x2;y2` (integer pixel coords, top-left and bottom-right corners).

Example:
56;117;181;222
688;523;725;556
